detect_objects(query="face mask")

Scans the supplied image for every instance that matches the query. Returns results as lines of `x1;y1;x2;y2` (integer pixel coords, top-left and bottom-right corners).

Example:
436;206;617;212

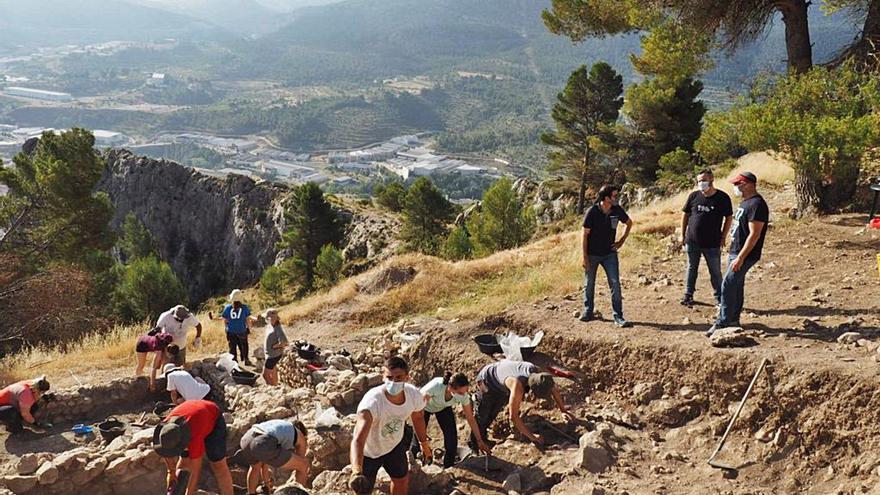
385;380;404;395
698;181;711;192
453;392;468;402
733;185;743;197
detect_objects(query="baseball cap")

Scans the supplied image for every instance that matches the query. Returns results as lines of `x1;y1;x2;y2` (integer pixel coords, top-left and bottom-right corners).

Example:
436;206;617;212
730;172;757;185
152;416;191;458
162;363;181;376
234;430;292;467
527;372;555;399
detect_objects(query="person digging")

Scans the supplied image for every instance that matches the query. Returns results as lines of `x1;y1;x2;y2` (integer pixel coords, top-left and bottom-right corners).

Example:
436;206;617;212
0;376;54;434
232;419;310;494
469;360;574;450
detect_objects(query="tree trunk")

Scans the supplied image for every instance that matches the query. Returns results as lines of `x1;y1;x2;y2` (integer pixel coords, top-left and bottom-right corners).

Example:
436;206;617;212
576;148;590;215
777;0;813;74
794;167;822;217
821;159;862;213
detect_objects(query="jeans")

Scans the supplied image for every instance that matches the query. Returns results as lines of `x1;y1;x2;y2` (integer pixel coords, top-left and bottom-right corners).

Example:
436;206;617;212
684;243;722;302
226;333;249;362
410;406;458;467
583;252;623;320
716;254;758;326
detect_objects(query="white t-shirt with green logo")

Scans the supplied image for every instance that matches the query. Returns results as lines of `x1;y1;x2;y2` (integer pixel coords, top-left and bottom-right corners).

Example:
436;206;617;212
421;377;470;414
357;383;425;458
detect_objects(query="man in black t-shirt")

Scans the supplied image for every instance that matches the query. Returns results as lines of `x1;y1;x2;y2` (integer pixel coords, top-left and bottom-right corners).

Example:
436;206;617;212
581;185;633;328
680;169;733;306
707;171;770;337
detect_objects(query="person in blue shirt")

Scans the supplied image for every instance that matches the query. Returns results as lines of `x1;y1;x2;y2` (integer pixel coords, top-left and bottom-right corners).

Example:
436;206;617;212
221;289;253;365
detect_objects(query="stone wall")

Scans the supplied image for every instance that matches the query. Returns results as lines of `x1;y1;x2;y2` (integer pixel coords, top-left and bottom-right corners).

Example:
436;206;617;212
37;376;158;425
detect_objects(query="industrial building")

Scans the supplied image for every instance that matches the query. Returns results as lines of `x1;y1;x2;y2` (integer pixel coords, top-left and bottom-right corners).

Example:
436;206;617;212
4;86;73;102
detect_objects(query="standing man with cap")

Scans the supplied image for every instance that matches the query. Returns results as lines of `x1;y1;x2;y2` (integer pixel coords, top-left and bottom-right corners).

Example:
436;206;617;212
707;171;769;336
680;169;733;307
580;185;634;327
221;289;253;365
153;399;233;495
233;419;310;494
156;305;202;367
469;360;574;449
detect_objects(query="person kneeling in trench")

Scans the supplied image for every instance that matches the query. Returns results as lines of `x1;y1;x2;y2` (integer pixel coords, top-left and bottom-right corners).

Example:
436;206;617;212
153;399;234;495
232;419;310;494
349;356;432;495
470;360;574;449
0;376;52;434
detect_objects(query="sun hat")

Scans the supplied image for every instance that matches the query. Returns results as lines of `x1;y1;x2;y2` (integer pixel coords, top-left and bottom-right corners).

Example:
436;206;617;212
228;289;243;303
162;363;181;377
152;416;191;458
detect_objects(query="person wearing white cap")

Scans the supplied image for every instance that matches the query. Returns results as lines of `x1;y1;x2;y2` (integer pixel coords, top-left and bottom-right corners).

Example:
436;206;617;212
164;363;211;404
261;309;289;386
221;289;253;366
155;305;202;367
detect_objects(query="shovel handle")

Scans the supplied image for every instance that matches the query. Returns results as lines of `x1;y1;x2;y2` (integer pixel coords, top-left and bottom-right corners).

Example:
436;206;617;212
708;357;769;463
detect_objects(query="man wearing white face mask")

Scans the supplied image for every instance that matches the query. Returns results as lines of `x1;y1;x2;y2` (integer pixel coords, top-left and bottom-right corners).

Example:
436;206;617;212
349;356;430;495
707;171;769;336
680;169;733;307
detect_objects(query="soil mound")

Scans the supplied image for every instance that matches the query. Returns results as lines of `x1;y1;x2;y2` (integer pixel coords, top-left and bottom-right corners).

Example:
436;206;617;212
357;265;416;294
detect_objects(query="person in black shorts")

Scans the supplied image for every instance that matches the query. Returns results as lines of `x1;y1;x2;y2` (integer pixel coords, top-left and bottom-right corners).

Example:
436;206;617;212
261;309;288;386
348;357;431;495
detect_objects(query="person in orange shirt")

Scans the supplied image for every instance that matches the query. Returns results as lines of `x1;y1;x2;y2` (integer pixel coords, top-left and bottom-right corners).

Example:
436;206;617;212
0;376;51;433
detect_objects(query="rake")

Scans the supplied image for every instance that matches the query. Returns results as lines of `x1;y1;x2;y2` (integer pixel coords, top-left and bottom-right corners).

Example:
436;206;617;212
707;357;769;471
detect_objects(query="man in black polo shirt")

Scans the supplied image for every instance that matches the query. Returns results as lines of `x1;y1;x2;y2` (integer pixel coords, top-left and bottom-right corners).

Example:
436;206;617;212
580;185;633;328
680;169;733;307
707;171;769;336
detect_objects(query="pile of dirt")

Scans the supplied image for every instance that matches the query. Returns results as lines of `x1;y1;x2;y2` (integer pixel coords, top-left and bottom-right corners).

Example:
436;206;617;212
356;265;416;294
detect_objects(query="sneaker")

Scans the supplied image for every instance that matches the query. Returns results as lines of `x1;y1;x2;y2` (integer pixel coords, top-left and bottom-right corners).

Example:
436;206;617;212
23;423;46;434
705;323;723;337
680;296;694;306
613;317;632;328
578;312;594;322
244;360;254;367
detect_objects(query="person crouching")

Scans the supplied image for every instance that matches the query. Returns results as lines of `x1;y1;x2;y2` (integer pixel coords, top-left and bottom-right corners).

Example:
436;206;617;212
233;420;310;494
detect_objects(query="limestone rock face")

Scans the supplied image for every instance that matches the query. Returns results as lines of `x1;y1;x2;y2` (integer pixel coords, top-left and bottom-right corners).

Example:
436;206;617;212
98;150;397;301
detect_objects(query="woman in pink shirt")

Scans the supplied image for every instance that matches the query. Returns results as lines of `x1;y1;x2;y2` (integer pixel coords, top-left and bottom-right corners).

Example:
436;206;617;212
0;376;50;433
135;331;176;391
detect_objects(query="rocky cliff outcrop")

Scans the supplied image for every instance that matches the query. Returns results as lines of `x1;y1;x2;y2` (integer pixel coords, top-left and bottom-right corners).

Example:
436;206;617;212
99;150;288;302
98;150;399;302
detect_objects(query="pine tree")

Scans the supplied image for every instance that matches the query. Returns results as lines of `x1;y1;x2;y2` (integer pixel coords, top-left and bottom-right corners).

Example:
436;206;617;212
400;177;454;255
315;244;344;288
541;62;623;214
112;256;186;322
467;178;535;257
0;128;114;270
118;212;154;261
279;182;344;292
442;225;473;261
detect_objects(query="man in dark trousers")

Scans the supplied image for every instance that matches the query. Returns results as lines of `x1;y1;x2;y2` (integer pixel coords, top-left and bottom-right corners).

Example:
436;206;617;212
580;185;634;327
680;169;733;307
707;171;769;336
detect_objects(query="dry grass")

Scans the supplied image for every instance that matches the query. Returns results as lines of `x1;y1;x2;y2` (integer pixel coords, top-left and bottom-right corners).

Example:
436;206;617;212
0;315;232;386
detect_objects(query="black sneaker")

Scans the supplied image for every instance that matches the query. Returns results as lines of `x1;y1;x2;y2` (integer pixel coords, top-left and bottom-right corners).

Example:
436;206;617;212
680;296;694;306
578;312;594;322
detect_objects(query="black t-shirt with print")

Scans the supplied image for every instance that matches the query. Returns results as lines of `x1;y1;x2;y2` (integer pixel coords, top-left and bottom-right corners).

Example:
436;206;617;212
729;194;769;260
582;203;630;256
682;189;733;248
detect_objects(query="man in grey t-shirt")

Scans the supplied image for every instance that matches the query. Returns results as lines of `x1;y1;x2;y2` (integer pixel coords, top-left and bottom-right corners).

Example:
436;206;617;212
262;309;288;386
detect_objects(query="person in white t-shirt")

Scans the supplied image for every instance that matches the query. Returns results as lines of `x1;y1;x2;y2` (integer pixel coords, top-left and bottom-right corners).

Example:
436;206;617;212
155;305;203;366
349;357;431;495
163;363;211;404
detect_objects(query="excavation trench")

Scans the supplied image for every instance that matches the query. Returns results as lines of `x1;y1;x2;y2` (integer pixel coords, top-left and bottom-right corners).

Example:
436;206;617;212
405;315;880;494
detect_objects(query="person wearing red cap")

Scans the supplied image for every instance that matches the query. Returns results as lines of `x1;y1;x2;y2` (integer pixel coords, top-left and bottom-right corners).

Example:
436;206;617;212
706;171;769;336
